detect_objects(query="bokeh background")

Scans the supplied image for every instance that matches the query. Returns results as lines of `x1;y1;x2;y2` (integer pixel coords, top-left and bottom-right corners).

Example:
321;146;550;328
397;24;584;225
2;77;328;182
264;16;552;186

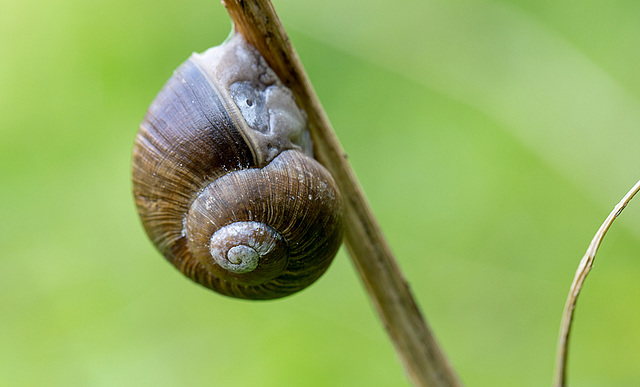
2;0;640;385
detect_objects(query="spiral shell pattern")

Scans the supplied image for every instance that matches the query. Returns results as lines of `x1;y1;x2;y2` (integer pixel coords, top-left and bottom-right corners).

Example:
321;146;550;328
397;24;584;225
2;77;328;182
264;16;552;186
132;34;343;299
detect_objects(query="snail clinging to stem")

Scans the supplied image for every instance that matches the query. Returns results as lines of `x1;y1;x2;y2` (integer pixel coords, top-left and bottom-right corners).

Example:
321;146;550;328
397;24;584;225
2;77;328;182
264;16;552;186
132;33;344;300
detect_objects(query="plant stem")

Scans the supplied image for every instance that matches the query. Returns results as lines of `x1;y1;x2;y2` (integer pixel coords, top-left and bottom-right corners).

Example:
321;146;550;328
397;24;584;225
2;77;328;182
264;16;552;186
553;179;640;386
221;1;461;385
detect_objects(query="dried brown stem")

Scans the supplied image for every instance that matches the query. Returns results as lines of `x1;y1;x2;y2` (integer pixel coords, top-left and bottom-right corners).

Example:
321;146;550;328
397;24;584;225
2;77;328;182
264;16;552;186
553;179;640;387
220;0;461;385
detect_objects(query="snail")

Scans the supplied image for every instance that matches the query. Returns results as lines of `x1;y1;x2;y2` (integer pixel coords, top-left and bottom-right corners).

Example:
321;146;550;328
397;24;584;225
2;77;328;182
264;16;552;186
131;33;343;300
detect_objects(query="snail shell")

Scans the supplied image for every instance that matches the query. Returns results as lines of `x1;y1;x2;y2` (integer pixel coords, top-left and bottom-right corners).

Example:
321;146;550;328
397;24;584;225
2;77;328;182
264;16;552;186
132;34;343;300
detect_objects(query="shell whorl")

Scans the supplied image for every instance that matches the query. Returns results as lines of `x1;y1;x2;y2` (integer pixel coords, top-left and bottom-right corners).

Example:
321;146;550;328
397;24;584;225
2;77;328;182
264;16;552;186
186;149;341;296
132;34;343;300
208;222;284;275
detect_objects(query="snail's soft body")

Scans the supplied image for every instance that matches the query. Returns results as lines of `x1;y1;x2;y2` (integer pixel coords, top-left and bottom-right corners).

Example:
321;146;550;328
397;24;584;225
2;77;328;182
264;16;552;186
132;34;343;300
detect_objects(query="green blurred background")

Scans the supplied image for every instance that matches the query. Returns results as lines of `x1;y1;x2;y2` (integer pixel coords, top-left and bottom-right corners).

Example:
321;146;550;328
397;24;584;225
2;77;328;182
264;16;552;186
2;0;639;385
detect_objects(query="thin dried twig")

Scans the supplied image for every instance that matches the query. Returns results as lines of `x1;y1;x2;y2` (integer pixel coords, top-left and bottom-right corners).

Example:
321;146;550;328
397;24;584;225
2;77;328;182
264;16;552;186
553;179;640;387
220;0;461;385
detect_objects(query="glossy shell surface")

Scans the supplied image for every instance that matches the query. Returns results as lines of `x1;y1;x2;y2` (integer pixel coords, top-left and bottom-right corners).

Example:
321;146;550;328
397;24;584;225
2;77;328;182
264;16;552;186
132;35;343;299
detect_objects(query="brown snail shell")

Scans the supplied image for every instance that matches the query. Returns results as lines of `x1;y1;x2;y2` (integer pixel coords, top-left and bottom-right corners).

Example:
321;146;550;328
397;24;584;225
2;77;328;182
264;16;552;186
132;34;343;300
